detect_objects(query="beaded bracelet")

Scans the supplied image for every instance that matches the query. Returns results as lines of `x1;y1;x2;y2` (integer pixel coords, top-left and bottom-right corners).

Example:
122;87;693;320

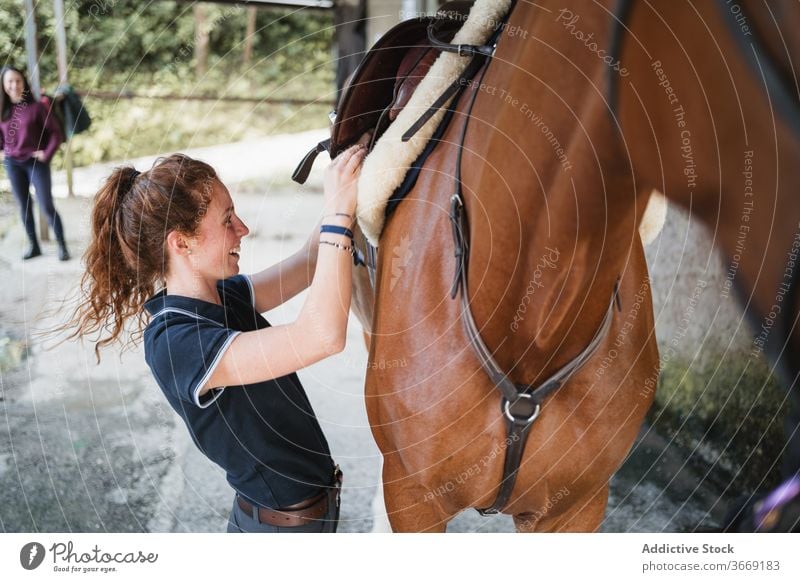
319;240;355;255
320;224;354;239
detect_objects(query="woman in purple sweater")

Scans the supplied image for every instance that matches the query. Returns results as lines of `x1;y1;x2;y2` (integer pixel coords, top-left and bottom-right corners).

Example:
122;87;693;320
0;66;68;261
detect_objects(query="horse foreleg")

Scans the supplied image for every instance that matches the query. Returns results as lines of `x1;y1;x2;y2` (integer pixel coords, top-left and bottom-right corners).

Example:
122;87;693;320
513;484;610;533
369;457;393;532
382;458;451;532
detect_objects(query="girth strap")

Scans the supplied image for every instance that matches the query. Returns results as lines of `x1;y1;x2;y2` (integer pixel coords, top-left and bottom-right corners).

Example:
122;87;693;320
449;193;621;515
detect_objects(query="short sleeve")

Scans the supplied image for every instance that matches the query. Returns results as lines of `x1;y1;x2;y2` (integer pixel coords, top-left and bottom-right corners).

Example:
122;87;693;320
145;316;240;408
219;274;254;307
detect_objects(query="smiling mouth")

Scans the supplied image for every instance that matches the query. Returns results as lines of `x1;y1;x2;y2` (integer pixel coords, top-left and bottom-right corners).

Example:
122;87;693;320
229;246;240;258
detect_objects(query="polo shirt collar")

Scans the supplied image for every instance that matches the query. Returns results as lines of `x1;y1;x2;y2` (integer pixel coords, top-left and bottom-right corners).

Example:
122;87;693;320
144;286;228;326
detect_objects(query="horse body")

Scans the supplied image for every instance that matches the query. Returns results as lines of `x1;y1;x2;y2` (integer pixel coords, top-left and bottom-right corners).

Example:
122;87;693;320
354;0;660;532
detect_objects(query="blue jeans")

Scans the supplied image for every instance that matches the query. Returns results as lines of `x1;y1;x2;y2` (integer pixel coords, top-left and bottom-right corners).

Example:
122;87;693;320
3;156;65;244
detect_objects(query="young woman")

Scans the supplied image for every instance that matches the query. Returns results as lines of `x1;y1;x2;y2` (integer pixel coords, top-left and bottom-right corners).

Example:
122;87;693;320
0;66;69;261
69;144;367;532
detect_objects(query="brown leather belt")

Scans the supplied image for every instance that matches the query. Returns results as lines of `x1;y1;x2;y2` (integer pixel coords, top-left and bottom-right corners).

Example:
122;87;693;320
237;491;328;527
237;466;343;528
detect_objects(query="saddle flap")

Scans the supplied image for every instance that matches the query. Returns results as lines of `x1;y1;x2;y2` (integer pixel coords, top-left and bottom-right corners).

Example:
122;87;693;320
389;46;439;121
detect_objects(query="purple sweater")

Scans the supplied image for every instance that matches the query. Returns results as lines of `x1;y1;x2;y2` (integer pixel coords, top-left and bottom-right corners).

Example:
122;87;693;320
0;99;64;163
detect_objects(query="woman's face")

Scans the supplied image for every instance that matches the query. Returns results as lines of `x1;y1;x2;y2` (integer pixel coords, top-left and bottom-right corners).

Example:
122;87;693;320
2;71;25;104
188;179;250;283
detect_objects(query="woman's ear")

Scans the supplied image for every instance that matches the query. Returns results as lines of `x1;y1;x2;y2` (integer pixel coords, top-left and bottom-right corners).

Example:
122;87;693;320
165;230;192;257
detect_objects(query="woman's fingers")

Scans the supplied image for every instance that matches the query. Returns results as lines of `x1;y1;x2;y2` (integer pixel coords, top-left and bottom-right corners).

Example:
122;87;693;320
333;145;366;173
345;147;367;172
333;144;361;164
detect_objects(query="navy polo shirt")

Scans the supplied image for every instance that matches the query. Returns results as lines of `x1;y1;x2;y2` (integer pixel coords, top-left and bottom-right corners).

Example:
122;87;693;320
143;274;335;509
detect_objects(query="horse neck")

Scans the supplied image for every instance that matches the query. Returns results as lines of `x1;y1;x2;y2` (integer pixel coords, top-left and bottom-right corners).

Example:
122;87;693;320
620;0;800;323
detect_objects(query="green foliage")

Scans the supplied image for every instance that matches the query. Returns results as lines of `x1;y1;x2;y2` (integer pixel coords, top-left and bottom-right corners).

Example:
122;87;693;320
53;97;330;168
1;0;334;165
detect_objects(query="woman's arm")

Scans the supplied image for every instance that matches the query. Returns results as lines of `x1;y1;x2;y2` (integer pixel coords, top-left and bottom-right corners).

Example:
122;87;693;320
248;220;322;313
249;131;371;313
199;145;366;394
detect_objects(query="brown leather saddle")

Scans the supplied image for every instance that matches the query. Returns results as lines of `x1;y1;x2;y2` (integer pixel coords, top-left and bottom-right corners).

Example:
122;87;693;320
292;2;473;184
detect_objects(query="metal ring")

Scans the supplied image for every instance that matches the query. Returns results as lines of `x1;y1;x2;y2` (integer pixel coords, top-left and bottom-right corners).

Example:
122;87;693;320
503;393;541;424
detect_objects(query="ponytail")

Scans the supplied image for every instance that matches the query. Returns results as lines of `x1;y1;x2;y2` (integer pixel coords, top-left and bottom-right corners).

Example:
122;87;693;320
64;154;217;361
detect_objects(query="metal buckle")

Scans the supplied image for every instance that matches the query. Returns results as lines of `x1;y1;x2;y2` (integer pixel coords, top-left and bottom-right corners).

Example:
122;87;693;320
450;193;463;213
503;393;541;424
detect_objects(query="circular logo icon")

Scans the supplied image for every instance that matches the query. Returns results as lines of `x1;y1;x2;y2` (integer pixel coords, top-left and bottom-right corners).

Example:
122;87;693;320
20;542;46;570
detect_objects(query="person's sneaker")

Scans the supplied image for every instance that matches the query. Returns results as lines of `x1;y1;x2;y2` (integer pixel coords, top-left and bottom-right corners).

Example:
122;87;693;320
23;244;42;260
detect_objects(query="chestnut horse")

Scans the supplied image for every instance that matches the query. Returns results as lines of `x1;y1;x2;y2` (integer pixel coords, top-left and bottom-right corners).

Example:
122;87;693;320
351;0;661;532
351;0;800;531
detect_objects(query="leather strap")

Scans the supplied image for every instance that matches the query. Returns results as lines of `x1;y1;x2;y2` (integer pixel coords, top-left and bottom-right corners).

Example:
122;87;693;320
427;13;498;58
450;190;620;515
237;491;329;527
449;196;621;410
401;9;509;143
237;467;342;527
451;188;620;514
401;54;489;142
292;138;330;184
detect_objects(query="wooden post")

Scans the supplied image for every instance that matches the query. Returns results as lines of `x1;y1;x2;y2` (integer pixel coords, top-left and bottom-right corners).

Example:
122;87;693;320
23;0;49;242
243;6;257;68
53;0;74;198
23;0;41;100
334;0;367;100
194;3;209;78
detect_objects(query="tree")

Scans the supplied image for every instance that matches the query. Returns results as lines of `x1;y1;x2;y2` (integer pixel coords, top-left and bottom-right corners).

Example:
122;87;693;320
243;6;257;68
194;3;209;78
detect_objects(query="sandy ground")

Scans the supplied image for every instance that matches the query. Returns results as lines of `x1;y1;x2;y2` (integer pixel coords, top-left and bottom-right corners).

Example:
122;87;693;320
0;132;729;533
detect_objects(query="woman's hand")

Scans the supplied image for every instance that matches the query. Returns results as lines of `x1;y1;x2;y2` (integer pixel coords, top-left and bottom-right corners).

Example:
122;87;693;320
323;144;366;217
32;150;47;162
